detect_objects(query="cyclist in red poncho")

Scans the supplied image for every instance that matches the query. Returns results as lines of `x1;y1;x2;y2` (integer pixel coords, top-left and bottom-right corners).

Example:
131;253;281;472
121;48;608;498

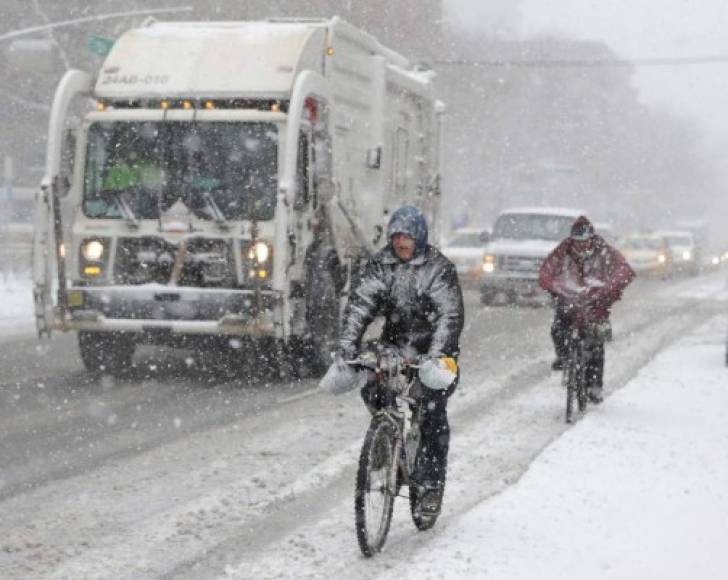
539;216;635;403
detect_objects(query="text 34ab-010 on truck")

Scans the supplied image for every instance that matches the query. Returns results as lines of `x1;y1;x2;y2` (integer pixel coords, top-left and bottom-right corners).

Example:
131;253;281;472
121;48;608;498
32;18;445;375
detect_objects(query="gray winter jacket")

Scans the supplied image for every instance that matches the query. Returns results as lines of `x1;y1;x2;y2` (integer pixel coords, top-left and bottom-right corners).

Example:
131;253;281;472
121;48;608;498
338;245;465;359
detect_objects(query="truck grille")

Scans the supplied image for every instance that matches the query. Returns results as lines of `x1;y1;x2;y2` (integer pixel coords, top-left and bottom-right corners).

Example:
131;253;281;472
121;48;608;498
114;237;236;287
500;255;543;274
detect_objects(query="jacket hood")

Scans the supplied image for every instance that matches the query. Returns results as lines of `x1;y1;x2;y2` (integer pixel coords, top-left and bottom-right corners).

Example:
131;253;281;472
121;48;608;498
570;215;595;240
386;205;428;254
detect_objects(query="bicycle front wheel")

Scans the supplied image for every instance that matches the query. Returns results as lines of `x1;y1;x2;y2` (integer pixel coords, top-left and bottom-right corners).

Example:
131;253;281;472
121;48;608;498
355;417;398;557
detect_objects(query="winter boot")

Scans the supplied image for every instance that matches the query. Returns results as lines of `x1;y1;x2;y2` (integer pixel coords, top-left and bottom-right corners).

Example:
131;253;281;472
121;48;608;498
417;481;445;516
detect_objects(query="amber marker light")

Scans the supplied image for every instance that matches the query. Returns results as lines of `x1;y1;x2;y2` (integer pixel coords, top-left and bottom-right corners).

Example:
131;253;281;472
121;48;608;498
84;266;102;276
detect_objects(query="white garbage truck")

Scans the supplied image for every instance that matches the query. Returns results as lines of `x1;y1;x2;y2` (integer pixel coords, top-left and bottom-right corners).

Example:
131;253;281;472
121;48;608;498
32;17;445;375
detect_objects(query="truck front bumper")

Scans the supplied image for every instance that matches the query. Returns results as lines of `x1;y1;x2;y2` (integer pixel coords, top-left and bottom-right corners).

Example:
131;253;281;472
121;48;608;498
62;286;283;337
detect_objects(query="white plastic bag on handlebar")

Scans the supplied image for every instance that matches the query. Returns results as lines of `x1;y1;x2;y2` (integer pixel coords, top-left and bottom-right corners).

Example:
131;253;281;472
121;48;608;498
319;360;371;395
419;358;458;391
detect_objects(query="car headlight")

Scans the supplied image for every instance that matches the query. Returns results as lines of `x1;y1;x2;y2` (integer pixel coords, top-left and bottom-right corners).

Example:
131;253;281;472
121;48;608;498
658;254;666;264
483;254;496;273
682;251;691;261
82;239;105;261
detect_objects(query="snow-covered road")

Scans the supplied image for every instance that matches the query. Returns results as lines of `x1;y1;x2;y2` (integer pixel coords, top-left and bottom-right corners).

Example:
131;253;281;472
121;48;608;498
0;271;726;579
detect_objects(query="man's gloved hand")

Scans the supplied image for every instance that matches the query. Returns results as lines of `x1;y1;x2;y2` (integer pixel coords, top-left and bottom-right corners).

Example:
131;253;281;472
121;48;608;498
419;357;458;391
319;353;365;395
586;286;609;309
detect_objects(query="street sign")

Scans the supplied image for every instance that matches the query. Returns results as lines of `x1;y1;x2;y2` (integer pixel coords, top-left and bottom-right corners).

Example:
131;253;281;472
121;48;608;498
88;36;114;56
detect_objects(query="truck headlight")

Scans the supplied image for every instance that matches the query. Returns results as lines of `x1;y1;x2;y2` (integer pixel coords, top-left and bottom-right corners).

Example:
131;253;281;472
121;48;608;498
658;254;666;264
245;241;273;281
483;254;496;273
80;238;109;279
82;239;105;261
682;251;691;261
248;241;270;264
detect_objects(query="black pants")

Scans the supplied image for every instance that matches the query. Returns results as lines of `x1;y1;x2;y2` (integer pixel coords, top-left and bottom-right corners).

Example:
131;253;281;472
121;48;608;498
551;305;605;388
361;375;456;486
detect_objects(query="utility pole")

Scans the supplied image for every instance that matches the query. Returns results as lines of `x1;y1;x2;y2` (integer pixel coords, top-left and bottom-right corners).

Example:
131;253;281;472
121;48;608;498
0;156;12;238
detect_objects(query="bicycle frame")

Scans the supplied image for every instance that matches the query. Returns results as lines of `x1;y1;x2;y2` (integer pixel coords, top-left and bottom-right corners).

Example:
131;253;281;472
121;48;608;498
368;356;423;489
353;350;428;556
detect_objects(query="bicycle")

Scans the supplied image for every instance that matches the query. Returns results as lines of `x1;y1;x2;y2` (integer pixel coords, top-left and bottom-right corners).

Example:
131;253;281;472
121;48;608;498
349;350;439;557
562;321;610;423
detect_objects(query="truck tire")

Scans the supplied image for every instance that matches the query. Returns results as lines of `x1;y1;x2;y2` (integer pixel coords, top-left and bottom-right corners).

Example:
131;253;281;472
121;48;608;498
302;248;342;376
78;331;135;376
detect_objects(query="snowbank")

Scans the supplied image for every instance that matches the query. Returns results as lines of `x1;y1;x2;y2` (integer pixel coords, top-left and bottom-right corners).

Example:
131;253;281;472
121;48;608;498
381;315;728;580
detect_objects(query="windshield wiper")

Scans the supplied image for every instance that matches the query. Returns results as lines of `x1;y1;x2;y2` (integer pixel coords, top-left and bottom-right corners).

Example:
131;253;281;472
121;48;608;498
107;191;139;229
202;191;230;230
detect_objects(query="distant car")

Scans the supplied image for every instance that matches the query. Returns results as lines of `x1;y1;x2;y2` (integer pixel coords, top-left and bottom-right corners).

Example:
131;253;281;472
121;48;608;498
480;206;585;305
620;234;672;279
441;228;489;284
656;230;699;276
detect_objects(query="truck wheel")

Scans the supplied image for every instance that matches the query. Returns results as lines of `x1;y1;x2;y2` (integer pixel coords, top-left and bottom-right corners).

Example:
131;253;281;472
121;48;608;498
78;331;135;376
306;280;340;375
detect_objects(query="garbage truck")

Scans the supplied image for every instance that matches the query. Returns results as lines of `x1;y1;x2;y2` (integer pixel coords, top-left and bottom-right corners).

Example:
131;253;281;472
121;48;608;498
32;17;445;375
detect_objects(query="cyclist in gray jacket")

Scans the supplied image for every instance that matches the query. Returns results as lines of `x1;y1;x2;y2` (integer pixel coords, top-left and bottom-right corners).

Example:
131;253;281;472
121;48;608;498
336;204;465;515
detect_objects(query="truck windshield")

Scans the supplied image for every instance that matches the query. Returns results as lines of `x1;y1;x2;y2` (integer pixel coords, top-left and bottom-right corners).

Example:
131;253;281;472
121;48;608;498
83;121;278;221
492;214;575;241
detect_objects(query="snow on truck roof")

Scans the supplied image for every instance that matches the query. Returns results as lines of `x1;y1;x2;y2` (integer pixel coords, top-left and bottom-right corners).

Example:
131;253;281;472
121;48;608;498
497;207;586;218
95;18;419;101
96;21;323;99
95;22;325;99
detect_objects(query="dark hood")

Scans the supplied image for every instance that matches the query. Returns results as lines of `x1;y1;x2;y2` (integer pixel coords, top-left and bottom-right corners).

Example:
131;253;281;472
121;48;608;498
386;205;429;254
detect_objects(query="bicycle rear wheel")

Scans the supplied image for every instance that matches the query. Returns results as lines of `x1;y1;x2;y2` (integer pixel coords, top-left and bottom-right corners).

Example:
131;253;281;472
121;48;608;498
355;417;397;557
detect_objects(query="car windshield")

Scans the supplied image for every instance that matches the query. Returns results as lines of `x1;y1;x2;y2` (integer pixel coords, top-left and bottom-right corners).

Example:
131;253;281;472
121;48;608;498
664;236;692;247
448;232;483;247
492;214;575;241
83;121;278;221
623;237;661;250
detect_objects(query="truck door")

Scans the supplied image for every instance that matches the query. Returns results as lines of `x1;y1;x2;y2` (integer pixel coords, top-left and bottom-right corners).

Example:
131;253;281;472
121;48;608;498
33;70;92;337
